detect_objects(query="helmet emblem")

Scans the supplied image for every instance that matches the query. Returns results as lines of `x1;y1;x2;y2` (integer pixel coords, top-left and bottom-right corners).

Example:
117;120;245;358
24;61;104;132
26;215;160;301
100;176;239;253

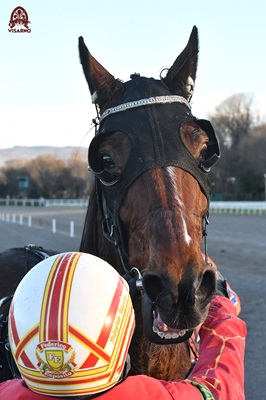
36;341;77;378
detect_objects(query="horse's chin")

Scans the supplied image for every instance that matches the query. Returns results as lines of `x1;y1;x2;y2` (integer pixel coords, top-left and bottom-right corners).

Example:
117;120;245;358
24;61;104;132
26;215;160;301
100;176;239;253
142;293;193;344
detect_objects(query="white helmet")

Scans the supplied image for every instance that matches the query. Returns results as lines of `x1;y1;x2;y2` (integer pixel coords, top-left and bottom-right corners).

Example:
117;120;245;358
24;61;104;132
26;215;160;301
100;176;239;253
8;252;135;397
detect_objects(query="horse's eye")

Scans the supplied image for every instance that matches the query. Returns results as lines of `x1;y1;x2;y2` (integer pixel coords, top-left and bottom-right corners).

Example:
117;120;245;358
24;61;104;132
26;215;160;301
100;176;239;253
200;144;208;159
101;153;115;170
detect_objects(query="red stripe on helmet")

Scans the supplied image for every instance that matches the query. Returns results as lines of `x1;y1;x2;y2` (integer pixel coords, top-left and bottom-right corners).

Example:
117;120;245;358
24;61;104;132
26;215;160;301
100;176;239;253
41;253;80;342
79;277;124;369
10;302;38;368
69;325;111;363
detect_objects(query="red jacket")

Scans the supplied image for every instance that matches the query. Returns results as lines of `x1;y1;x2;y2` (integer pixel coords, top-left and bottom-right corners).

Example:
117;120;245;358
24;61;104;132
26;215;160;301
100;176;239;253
0;296;246;400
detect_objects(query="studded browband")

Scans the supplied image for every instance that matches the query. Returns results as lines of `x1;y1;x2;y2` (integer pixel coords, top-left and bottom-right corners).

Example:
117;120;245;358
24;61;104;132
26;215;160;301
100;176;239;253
99;95;191;123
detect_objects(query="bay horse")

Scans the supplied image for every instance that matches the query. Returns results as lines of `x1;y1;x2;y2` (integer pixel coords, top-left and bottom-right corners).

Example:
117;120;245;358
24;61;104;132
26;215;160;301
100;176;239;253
0;245;57;382
79;26;220;380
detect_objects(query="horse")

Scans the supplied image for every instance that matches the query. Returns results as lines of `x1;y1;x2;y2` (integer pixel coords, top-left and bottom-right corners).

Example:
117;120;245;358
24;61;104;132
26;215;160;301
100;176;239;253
78;25;220;380
0;245;57;382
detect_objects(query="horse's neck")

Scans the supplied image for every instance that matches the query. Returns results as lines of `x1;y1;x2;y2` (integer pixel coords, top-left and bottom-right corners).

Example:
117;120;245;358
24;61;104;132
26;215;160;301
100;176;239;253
80;184;124;274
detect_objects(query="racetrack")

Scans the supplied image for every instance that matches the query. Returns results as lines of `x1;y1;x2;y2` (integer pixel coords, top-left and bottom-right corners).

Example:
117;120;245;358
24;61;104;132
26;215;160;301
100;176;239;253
207;214;266;400
0;206;86;252
0;207;265;399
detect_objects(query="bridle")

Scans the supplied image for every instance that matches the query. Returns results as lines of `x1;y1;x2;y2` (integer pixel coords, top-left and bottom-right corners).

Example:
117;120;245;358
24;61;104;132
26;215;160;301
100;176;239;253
89;82;220;346
90;91;219;273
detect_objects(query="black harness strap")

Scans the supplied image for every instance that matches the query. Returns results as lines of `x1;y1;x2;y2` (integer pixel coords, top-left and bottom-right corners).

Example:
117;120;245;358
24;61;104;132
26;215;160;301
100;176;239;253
96;179;132;274
24;244;50;273
0;294;19;380
0;245;52;381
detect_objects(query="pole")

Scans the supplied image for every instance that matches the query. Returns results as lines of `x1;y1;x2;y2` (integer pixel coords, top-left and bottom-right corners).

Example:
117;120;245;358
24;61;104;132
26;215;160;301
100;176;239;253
52;219;56;233
264;174;266;202
70;221;74;237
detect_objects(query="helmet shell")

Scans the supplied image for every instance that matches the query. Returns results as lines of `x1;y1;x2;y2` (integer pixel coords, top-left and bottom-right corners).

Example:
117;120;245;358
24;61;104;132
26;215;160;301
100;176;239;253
9;252;135;396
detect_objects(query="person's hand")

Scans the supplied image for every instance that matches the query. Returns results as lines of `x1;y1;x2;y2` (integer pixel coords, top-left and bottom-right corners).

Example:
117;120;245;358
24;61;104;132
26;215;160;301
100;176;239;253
203;254;241;315
215;269;229;298
214;269;241;315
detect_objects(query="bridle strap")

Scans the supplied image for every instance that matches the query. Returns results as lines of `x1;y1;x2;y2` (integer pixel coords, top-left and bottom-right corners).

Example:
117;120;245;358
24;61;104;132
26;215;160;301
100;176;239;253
95;180;131;274
99;95;191;122
202;213;210;264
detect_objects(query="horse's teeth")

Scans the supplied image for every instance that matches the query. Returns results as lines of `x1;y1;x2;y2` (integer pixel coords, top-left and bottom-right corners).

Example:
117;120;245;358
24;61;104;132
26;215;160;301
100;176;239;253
152;327;188;340
171;332;180;339
165;332;172;339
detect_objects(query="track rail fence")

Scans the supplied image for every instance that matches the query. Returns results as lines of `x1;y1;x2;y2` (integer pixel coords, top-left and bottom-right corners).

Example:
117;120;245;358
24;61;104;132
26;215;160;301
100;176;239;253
0;199;265;212
0;212;78;237
0;198;88;207
209;201;266;215
1;201;265;238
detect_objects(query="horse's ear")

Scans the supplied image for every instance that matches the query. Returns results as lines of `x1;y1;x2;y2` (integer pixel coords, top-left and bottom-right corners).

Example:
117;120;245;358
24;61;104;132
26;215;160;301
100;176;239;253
78;37;124;110
162;26;199;101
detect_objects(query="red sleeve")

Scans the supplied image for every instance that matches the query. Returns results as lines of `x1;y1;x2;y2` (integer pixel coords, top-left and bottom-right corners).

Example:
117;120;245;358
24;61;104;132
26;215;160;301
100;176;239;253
188;296;246;400
96;297;246;400
96;375;203;400
0;379;59;400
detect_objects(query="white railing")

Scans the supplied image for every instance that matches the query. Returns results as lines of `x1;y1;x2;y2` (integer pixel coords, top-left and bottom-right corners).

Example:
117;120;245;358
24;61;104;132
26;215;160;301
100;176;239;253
0;213;78;238
0;198;265;214
0;198;88;207
209;201;266;214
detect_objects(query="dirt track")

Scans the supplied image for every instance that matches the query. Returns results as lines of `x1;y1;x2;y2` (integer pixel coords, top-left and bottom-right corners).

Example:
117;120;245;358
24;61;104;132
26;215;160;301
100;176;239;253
0;207;265;399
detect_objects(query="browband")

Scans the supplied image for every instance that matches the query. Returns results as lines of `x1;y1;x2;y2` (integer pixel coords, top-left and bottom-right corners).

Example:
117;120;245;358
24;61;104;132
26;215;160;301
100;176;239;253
99;95;191;122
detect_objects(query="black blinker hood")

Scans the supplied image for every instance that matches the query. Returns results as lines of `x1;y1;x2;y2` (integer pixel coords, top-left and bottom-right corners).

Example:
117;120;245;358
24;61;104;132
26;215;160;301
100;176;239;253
89;75;220;219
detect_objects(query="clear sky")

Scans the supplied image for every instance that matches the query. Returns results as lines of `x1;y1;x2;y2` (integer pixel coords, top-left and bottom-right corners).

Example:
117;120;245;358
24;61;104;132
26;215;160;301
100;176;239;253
0;0;266;150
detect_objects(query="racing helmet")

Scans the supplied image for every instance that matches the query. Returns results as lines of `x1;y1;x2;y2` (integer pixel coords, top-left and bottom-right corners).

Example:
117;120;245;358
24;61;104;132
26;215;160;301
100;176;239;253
8;252;135;397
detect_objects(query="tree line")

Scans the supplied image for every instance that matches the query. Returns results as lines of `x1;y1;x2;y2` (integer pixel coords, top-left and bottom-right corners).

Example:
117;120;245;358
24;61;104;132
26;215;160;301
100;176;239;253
209;93;266;201
0;155;94;199
0;93;265;201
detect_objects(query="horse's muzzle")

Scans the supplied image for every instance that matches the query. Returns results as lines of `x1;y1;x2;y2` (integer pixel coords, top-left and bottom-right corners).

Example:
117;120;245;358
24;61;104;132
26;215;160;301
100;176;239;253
142;265;216;344
142;292;194;344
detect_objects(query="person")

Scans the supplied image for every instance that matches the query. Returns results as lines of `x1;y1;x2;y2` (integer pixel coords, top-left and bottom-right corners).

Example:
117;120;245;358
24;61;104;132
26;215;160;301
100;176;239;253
0;251;246;400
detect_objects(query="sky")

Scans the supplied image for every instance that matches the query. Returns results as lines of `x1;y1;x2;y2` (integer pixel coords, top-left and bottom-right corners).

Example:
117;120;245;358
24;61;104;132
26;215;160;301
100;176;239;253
0;0;266;150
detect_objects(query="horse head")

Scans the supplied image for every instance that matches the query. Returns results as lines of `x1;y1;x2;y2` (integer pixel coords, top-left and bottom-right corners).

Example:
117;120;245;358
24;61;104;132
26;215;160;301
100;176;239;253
79;26;220;378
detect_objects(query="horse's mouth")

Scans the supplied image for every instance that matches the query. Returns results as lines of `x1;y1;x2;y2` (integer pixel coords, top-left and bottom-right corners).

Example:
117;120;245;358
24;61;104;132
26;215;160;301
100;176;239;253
142;293;193;344
152;309;189;340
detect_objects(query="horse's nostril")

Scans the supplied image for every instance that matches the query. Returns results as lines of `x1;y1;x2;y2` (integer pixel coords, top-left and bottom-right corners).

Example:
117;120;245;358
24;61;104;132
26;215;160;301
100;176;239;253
197;269;216;299
142;274;165;303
